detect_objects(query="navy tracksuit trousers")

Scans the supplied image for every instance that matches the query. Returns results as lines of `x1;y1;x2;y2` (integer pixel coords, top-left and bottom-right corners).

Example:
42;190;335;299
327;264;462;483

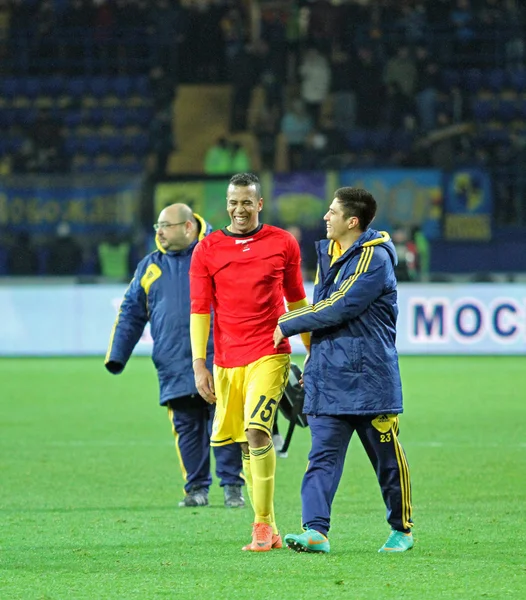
301;414;413;536
167;396;244;494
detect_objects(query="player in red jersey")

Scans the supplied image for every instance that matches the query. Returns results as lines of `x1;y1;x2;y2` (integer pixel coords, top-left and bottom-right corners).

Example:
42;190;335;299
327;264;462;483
190;173;310;551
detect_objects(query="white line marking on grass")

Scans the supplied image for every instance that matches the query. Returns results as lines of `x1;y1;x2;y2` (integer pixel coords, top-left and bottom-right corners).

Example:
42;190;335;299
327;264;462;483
46;440;173;447
34;440;526;449
406;441;525;449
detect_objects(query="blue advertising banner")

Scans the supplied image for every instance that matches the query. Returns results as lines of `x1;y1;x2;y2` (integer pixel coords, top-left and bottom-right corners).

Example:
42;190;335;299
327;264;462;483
338;169;443;239
443;169;493;240
0;174;141;234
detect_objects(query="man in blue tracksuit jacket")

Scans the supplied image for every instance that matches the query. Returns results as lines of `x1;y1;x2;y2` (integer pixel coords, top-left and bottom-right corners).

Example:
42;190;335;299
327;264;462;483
274;187;414;554
105;203;244;508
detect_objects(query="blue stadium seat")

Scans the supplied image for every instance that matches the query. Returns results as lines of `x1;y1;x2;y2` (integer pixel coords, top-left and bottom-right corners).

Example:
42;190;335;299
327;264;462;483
484;68;506;93
97;159;122;173
134;76;150;97
64;137;82;155
109;107;129;129
471;98;495;122
87;107;104;127
509;69;526;93
113;76;134;99
367;129;390;152
43;75;66;98
435;95;451;116
67;78;88;100
64;110;83;129
0;247;8;276
390;130;414;153
120;156;143;173
478;125;509;145
0;78;21;101
16;107;37;127
105;136;126;157
37;248;49;276
127;133;149;156
134;106;154;127
496;97;518;122
23;78;43;100
79;250;97;275
464;68;483;93
89;76;112;99
517;99;526;120
441;69;461;91
0;138;10;155
346;129;368;152
8;136;24;153
0;109;17;128
75;158;96;174
82;136;103;157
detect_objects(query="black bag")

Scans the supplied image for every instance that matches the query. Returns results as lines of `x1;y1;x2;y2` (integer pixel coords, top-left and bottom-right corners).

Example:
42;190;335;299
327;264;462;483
278;362;308;453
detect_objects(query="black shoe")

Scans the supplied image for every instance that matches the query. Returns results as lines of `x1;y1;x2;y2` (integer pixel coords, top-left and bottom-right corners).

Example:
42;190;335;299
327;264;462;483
224;484;245;508
178;487;209;507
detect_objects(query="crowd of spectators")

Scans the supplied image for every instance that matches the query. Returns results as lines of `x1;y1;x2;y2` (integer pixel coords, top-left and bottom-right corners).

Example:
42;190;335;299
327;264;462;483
1;0;525;174
1;0;526;276
243;0;526;175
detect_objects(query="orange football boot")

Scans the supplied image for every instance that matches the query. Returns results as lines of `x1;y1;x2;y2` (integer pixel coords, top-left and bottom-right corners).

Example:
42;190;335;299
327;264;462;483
242;522;273;552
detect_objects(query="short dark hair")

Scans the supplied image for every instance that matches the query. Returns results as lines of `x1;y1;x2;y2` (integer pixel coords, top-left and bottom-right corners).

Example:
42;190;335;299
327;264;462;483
334;187;377;231
229;173;261;198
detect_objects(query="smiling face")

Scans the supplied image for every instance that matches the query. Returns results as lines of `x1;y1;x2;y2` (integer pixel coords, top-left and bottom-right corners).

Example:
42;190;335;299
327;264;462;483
323;198;358;243
226;184;263;234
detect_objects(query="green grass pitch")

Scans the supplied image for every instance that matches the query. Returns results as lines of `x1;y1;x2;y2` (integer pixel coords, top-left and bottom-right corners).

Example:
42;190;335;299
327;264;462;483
1;356;525;600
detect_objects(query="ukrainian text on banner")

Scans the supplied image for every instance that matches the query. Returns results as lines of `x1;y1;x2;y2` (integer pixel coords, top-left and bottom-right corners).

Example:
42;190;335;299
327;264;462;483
338;169;443;239
443;168;493;241
1;283;525;356
0;174;141;233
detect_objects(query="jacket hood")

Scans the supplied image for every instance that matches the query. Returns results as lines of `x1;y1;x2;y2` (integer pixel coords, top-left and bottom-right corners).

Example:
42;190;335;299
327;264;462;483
155;213;212;254
320;229;398;267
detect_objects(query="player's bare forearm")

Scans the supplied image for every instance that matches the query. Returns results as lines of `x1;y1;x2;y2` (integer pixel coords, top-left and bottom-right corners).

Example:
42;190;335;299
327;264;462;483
273;324;285;348
193;358;216;404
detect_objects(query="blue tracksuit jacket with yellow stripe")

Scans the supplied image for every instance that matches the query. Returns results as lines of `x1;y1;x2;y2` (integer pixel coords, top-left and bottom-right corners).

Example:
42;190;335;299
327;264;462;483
278;229;403;416
105;215;213;405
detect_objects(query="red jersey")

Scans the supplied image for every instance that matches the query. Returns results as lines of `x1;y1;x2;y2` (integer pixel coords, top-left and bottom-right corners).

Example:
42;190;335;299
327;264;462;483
190;224;306;368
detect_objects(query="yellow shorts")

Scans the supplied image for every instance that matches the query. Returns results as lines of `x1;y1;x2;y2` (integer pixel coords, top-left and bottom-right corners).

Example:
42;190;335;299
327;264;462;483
210;354;291;446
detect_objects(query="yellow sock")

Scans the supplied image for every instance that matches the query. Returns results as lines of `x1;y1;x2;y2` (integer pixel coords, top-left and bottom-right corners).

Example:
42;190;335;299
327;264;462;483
249;442;278;534
242;452;254;510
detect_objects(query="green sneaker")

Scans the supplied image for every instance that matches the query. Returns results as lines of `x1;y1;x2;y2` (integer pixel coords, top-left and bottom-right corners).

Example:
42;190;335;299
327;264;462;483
284;529;330;554
378;530;414;553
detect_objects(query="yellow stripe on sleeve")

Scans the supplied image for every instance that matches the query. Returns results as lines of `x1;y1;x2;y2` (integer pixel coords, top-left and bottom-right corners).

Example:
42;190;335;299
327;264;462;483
286;298;309;312
278;247;375;324
190;313;211;361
